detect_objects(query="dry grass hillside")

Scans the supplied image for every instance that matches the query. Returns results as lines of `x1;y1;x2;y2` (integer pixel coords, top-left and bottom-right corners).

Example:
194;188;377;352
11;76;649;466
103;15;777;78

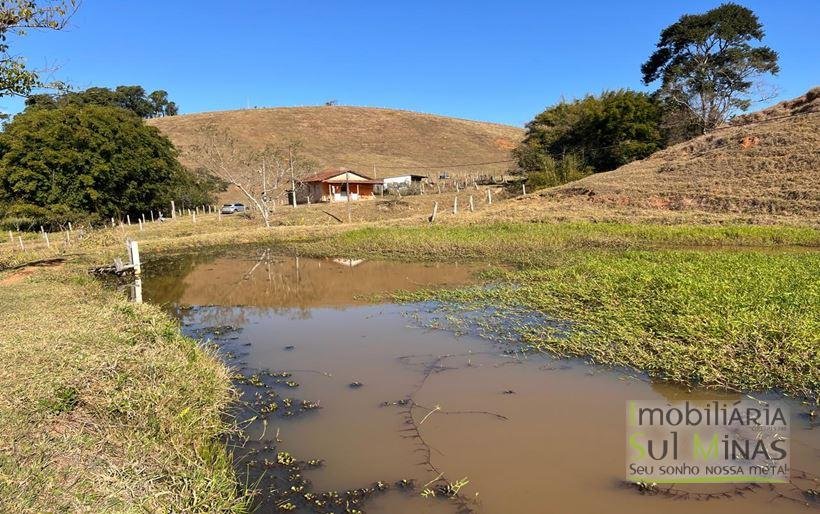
148;106;522;179
492;89;820;225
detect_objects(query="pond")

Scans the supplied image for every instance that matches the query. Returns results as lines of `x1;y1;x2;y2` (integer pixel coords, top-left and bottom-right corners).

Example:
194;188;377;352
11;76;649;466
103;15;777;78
142;248;819;514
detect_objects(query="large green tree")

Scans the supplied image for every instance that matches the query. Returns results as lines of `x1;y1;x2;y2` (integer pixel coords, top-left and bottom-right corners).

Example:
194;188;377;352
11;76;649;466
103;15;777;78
515;89;664;180
0;104;213;222
641;3;779;133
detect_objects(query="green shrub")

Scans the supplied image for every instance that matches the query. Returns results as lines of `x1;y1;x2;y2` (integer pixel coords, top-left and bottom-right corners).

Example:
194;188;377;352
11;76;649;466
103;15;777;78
0;202;99;231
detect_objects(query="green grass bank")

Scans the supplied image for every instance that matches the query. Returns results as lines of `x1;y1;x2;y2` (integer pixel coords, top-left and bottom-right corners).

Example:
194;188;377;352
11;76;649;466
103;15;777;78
0;269;250;512
296;222;820;262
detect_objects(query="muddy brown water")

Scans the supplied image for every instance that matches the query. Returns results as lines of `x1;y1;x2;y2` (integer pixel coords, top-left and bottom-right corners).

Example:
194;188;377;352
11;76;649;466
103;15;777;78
143;250;819;514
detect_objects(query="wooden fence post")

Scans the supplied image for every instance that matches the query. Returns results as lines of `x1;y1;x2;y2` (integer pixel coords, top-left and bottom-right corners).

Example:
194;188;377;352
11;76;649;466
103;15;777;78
428;202;438;223
111;217;115;228
44;231;50;248
150;211;154;222
68;222;73;232
487;188;493;204
8;230;13;246
469;195;475;212
18;236;24;251
453;196;458;214
522;184;527;195
192;211;197;223
126;215;131;226
171;201;176;219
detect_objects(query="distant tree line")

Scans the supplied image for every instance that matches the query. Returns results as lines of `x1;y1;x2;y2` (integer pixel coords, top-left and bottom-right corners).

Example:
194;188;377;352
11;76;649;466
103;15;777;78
516;3;779;189
26;85;179;118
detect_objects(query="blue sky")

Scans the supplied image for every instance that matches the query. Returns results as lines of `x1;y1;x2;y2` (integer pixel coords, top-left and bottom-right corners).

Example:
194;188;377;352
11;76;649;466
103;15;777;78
3;1;818;126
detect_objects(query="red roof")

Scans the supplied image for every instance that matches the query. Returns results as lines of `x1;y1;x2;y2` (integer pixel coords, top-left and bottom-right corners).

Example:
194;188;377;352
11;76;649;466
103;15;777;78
302;167;381;184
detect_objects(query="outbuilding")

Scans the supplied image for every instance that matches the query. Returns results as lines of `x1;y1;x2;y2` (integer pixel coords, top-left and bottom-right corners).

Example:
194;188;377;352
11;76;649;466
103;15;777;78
382;174;428;189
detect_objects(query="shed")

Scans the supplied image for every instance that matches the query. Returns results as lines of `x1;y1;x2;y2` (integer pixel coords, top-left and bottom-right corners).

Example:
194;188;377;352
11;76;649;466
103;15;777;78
302;167;383;203
382;174;428;189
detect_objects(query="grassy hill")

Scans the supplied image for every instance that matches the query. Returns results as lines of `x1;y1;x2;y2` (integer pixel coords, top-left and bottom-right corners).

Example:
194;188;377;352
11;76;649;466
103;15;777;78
491;88;820;225
148;105;522;179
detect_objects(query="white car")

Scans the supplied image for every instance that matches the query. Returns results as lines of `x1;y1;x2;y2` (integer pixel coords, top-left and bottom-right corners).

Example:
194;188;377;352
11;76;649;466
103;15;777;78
220;203;246;214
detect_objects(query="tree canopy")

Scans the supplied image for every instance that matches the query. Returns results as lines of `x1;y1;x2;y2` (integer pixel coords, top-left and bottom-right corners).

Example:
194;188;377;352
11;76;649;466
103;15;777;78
0;104;214;226
25;85;180;118
514;89;664;183
641;3;779;133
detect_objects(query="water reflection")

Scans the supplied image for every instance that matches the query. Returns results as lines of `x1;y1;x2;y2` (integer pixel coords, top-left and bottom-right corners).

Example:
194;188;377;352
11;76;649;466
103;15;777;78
143;251;487;310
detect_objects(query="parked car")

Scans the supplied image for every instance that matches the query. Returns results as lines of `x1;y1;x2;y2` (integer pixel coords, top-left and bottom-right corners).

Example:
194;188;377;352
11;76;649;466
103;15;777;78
220;203;246;214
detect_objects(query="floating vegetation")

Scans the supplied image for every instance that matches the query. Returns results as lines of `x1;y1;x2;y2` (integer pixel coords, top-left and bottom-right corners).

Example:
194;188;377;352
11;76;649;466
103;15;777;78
300;400;321;411
277;451;295;466
246;443;419;513
190;324;242;339
379;398;411;407
349;381;363;388
397;251;820;399
623;470;820;505
233;369;321;420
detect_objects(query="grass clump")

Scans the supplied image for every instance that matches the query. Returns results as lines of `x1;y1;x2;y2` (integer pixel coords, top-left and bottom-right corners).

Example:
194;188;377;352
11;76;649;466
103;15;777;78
0;270;250;513
399;250;820;399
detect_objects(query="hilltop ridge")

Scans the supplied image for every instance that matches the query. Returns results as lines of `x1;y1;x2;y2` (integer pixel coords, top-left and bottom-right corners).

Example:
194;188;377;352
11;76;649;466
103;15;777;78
148;105;523;178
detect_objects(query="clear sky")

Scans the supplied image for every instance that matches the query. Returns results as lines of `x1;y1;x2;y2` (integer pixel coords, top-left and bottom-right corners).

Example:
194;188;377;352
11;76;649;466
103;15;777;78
3;1;818;126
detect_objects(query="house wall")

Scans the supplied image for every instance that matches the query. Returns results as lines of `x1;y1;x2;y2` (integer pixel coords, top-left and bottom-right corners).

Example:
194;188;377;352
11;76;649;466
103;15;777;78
306;183;324;203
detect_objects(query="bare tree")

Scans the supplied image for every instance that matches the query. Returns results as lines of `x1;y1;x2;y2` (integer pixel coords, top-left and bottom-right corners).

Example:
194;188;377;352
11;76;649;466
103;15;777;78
189;125;313;227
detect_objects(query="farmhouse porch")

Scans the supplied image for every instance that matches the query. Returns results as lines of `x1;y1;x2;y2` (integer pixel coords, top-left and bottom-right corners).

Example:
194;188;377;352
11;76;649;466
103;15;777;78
302;167;383;203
